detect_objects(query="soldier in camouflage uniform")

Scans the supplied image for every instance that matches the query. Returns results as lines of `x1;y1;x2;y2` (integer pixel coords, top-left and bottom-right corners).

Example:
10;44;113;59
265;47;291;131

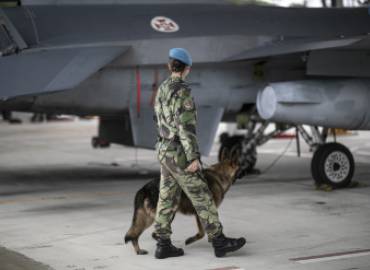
153;48;246;259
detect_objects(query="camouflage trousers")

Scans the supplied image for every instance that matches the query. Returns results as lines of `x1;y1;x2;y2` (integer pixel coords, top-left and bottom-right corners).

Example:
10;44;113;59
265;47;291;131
153;156;223;241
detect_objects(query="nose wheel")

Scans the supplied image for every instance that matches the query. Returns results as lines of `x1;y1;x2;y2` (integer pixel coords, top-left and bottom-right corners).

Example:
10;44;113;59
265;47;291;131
311;142;354;189
91;136;111;148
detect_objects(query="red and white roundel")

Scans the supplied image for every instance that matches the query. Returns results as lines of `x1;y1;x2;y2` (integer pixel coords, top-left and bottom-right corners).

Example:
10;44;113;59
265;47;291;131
151;16;179;33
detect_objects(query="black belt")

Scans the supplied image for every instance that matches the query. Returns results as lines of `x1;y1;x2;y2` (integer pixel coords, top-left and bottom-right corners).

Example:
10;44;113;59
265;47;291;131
158;136;180;150
159;135;180;142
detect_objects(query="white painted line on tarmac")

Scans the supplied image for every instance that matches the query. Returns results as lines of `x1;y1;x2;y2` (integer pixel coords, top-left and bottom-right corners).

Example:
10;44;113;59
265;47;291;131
290;249;370;264
207;267;244;270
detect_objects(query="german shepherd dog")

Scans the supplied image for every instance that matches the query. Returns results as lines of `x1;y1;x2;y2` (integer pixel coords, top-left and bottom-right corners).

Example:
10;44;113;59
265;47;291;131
124;159;239;255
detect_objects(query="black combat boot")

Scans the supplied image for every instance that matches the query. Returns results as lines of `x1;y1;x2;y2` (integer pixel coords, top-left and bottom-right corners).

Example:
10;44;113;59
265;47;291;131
155;238;184;259
212;233;246;258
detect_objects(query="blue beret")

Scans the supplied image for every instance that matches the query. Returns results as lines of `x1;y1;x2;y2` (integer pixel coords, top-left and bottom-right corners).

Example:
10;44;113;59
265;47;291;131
169;48;192;66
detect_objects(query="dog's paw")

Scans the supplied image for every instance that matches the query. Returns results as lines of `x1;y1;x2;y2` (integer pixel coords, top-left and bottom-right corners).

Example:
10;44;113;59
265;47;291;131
137;249;148;255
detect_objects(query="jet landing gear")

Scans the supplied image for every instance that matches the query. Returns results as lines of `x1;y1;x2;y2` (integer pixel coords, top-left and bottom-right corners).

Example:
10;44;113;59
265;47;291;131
311;143;354;188
297;126;355;189
219;114;355;188
218;108;291;178
91;136;111;148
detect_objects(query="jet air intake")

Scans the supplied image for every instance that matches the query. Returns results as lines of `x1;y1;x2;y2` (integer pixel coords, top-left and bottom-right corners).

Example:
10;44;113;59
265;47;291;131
257;79;370;130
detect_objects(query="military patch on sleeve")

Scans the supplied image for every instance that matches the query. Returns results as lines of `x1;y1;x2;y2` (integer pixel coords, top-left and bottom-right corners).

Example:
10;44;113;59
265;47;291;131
183;98;194;110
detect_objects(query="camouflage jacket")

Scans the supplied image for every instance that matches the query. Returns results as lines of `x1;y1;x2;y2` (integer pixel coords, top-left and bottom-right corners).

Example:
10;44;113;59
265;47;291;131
154;76;200;167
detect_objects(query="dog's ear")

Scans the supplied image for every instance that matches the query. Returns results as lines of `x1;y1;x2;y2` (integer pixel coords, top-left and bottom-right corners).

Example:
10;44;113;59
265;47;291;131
230;153;240;167
219;148;229;163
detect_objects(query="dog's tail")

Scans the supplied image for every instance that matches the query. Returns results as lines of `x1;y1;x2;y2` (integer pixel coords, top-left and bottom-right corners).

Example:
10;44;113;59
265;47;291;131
124;187;154;255
124;183;151;243
124;209;137;243
124;178;159;254
124;196;140;244
123;197;143;255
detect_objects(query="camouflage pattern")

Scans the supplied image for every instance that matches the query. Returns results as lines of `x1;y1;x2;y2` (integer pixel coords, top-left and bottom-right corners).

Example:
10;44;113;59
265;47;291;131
153;76;223;241
154;76;200;166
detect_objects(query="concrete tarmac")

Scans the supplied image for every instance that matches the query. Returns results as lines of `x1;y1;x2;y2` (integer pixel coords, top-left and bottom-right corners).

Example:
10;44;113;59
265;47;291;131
0;120;369;270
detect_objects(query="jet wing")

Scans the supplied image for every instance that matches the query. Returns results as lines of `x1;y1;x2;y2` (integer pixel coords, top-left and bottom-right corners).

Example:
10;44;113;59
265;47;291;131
0;45;128;99
226;36;364;61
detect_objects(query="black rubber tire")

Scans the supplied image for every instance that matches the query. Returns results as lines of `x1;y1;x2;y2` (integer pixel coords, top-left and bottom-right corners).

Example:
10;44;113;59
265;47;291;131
92;137;99;148
91;137;111;148
311;145;326;186
99;141;111;148
311;143;354;189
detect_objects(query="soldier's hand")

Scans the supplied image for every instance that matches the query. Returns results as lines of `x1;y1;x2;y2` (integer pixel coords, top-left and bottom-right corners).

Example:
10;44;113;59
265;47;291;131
185;159;201;173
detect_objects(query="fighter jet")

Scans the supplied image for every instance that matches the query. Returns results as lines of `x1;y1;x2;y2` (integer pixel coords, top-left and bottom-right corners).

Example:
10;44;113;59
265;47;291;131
1;0;370;189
